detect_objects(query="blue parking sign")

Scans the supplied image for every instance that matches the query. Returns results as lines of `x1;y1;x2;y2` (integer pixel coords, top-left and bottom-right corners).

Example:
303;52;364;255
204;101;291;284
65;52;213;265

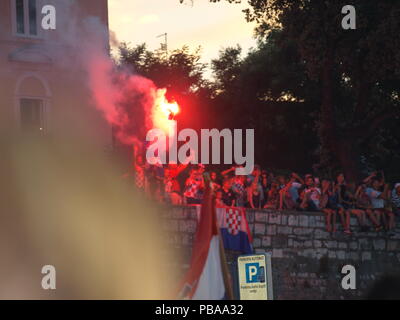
245;263;265;283
238;253;273;300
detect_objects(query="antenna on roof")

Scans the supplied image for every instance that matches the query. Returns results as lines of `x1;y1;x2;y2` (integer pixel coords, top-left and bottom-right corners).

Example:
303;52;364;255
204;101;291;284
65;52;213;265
156;33;168;58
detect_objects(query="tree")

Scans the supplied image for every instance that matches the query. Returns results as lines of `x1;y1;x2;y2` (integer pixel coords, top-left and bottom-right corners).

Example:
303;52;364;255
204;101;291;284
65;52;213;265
209;0;400;180
118;43;208;97
210;32;320;172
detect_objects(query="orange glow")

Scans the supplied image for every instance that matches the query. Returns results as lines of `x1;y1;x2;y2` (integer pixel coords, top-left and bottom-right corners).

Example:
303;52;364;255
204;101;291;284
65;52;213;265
153;88;180;133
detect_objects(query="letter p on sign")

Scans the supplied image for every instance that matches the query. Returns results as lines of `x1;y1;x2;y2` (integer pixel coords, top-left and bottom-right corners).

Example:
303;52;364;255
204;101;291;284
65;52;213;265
245;263;259;283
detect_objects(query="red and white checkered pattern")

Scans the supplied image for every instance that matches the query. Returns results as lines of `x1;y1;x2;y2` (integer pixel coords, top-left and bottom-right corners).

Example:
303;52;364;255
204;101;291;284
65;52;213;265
184;180;203;199
226;208;242;236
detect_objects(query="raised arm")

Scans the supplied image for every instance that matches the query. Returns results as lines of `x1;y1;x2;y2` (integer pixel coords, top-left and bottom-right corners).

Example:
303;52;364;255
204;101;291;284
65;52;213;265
292;172;304;185
363;172;377;184
221;166;236;176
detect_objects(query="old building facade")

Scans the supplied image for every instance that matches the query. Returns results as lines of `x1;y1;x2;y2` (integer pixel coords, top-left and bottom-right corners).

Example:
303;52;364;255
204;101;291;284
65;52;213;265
0;0;111;148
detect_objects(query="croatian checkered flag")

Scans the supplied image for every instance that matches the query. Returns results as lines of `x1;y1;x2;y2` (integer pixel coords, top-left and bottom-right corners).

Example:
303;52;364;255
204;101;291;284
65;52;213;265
194;206;253;254
216;207;253;254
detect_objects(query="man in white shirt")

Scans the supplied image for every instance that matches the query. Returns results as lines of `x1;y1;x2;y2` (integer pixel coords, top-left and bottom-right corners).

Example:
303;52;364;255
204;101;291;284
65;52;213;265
366;179;394;230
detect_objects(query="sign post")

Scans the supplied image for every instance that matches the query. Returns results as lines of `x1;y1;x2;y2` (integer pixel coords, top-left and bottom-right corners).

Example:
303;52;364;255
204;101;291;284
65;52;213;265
237;253;273;300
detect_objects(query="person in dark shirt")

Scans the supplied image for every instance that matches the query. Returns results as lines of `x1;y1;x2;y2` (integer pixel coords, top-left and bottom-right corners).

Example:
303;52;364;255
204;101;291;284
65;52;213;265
221;179;236;207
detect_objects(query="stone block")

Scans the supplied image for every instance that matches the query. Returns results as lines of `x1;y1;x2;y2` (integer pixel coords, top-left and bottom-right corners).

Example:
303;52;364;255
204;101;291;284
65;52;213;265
253;237;261;248
362;252;372;261
373;239;386;251
328;251;336;259
182;234;193;245
294;228;313;236
387;240;400;251
301;249;317;258
272;235;288;247
292;240;303;248
255;212;267;222
288;215;299;226
299;216;309;227
277;226;293;235
314;229;330;239
315;248;328;259
266;225;277;236
179;220;197;233
254;223;266;235
338;242;347;249
336;251;346;260
359;238;372;250
349;242;358;250
172;207;188;219
323;240;337;249
304;240;312;247
246;211;255;223
314;240;322;248
346;251;359;260
262;236;272;247
308;216;317;227
269;213;281;224
272;249;284;258
316;221;326;228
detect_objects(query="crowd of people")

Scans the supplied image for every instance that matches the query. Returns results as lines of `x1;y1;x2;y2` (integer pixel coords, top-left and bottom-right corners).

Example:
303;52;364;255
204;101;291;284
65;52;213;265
126;154;400;235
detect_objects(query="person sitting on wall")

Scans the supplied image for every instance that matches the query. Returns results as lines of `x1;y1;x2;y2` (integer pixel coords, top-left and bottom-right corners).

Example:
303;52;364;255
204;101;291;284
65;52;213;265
320;179;338;233
299;175;321;212
355;183;382;231
341;182;369;234
279;173;304;210
334;173;351;234
366;177;395;232
391;183;400;218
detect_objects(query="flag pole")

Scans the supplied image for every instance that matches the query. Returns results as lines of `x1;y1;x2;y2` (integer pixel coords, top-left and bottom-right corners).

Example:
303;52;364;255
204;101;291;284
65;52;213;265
217;224;235;300
204;172;235;300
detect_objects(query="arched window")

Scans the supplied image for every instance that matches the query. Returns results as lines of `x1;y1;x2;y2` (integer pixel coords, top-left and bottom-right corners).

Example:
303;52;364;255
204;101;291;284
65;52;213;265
15;73;51;134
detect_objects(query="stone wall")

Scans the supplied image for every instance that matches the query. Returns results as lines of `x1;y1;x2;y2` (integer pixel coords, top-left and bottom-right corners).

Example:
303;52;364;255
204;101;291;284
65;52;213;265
161;205;400;300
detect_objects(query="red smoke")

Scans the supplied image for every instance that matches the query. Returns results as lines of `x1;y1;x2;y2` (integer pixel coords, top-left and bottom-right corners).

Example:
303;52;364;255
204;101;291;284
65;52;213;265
87;54;181;150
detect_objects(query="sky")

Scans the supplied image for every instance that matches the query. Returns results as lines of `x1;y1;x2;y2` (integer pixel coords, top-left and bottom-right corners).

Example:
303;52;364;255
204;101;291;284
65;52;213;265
108;0;257;72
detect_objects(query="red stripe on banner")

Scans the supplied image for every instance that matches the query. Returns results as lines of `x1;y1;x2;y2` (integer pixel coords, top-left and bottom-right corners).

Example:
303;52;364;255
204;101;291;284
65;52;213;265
241;207;253;243
177;181;219;299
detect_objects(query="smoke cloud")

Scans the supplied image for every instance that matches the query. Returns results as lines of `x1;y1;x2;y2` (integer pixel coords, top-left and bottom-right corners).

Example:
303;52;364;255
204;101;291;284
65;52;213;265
49;0;161;147
0;0;179;299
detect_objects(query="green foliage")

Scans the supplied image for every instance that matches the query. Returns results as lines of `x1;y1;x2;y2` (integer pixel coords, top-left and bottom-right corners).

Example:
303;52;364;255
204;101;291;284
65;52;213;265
208;0;400;180
118;43;208;95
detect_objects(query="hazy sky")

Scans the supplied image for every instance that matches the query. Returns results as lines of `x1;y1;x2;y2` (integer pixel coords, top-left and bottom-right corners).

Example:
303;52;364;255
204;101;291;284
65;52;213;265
108;0;256;69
